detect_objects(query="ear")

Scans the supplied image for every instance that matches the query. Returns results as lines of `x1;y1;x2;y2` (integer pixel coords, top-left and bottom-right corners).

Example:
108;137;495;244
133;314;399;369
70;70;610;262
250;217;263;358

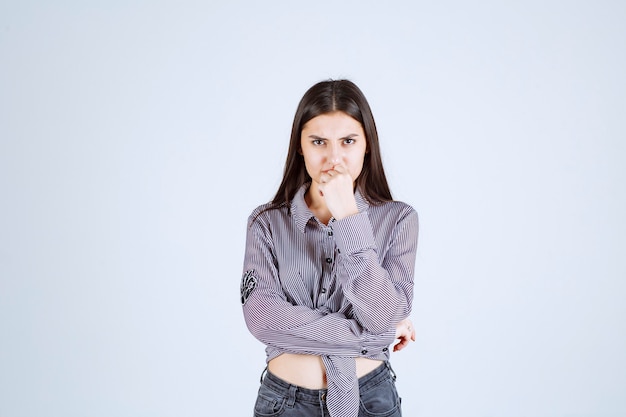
298;148;303;155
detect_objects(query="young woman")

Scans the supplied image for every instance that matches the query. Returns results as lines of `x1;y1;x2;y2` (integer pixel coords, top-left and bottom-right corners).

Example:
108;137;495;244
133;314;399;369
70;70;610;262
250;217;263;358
241;79;419;417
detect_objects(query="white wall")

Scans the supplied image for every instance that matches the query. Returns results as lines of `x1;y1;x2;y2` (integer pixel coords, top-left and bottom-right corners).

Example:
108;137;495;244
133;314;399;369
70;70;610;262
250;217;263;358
1;1;624;416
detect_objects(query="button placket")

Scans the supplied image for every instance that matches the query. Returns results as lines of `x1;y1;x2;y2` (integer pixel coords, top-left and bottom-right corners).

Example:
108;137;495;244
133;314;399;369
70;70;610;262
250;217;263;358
318;227;334;302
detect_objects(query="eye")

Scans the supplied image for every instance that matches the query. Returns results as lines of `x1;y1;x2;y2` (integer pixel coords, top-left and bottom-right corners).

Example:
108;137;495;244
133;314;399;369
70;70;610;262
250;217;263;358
312;139;325;146
343;138;356;145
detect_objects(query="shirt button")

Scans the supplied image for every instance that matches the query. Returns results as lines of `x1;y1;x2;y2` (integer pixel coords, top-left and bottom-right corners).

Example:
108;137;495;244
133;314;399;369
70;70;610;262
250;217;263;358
328;231;333;236
321;288;327;294
361;349;368;355
383;347;388;352
325;258;332;264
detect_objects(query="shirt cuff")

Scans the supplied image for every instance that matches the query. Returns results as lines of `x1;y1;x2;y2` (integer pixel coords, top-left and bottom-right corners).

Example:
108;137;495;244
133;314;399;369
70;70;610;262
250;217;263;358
332;212;376;255
361;327;396;354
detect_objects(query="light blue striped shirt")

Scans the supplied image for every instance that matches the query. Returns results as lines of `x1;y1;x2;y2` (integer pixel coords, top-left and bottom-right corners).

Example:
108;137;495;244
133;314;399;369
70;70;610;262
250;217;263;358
241;183;418;416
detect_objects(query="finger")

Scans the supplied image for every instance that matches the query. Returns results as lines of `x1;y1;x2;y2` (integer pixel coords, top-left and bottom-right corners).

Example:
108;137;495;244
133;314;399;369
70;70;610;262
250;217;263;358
322;169;340;180
394;339;407;352
317;182;325;197
332;163;347;173
333;165;352;179
395;336;408;351
400;339;408;350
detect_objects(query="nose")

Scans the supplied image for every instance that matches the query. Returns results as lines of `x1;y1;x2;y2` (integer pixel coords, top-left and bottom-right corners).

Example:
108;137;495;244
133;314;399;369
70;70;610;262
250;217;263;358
328;144;341;165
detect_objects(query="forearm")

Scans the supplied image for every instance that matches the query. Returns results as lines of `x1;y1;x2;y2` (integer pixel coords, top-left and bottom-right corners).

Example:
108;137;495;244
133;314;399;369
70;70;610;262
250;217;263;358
338;255;411;333
333;209;418;333
243;292;395;355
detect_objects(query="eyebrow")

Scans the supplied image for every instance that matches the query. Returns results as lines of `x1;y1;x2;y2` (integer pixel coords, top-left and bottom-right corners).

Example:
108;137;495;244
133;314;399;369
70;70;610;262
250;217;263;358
307;134;360;140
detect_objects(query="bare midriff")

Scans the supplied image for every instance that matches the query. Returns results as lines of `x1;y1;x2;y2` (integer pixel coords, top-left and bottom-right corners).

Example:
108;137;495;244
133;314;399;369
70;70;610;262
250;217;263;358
268;353;383;389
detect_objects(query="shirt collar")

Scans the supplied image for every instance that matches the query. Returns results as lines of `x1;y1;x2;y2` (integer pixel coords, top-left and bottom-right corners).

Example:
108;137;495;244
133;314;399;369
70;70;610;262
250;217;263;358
291;183;370;233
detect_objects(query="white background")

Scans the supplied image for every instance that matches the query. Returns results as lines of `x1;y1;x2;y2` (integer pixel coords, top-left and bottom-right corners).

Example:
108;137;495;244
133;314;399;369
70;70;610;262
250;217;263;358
1;1;625;416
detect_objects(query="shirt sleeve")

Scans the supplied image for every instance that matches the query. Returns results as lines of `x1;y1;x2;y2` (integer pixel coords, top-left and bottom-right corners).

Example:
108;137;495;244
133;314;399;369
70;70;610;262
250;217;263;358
241;211;395;356
332;206;419;334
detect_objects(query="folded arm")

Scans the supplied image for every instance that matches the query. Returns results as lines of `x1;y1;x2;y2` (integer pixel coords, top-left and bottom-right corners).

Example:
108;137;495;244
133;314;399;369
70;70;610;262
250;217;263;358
332;207;419;334
241;211;395;356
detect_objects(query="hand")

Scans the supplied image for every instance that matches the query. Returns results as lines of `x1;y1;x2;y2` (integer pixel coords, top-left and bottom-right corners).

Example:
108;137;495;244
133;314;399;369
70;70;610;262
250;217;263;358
318;164;358;220
393;318;416;352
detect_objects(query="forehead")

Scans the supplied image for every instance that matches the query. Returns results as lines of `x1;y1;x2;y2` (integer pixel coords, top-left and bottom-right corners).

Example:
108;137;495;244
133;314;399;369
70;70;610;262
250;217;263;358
301;111;364;135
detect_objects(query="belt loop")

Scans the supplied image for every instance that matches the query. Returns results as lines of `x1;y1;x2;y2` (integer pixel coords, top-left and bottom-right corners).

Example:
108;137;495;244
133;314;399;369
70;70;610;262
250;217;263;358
259;366;267;384
386;361;397;381
287;384;297;407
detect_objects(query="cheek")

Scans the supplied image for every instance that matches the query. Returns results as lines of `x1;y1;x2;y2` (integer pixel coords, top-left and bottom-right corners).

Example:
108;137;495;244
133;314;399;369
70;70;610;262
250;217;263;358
302;154;320;176
349;152;367;176
303;151;323;166
348;148;366;164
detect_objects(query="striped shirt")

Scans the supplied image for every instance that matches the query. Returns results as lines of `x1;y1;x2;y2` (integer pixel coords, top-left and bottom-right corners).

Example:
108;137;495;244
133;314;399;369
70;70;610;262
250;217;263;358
241;183;419;417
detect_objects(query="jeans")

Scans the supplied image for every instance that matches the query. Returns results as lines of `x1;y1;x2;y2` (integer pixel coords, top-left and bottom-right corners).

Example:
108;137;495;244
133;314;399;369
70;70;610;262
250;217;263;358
253;361;402;417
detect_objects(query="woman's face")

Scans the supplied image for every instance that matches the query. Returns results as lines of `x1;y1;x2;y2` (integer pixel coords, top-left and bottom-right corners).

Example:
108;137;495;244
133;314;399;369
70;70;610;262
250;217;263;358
300;111;367;186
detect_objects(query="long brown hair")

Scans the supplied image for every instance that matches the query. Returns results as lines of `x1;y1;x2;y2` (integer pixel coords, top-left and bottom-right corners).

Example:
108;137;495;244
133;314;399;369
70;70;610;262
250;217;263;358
271;79;392;209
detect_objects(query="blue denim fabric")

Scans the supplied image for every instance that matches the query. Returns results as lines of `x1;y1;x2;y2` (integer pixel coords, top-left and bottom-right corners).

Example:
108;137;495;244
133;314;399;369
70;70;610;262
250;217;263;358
253;362;402;417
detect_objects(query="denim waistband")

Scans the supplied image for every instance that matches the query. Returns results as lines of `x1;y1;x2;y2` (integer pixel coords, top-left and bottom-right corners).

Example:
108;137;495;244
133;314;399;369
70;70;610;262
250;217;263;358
260;361;396;405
